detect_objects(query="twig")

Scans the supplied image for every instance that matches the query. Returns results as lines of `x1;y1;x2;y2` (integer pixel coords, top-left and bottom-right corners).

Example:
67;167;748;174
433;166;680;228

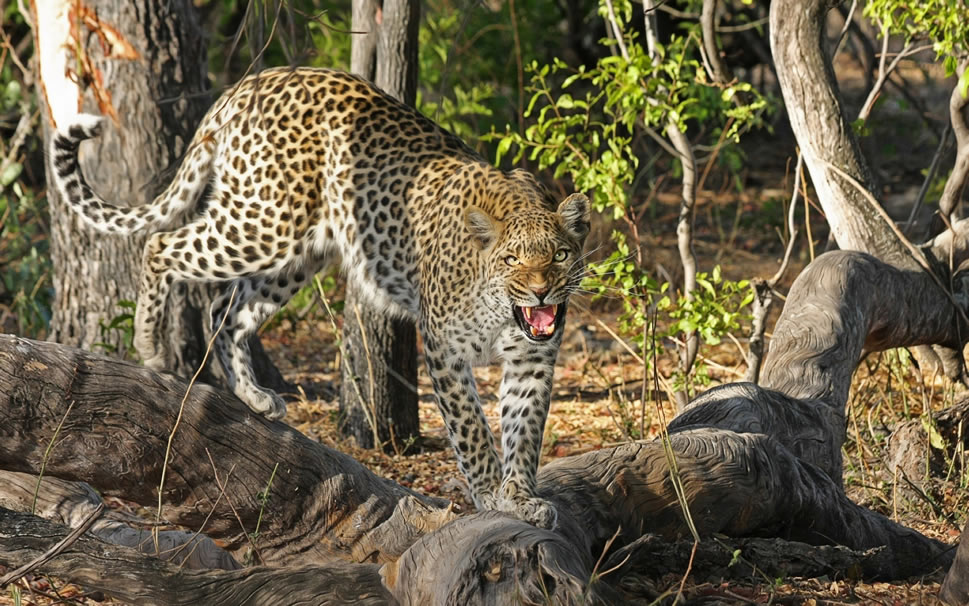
833;0;858;60
602;0;630;61
352;303;381;449
0;502;105;587
700;0;731;84
168;457;235;568
204;448;264;565
675;540;700;603
31;400;76;514
156;283;238;534
314;277;382;447
0;110;36;184
825;161;969;330
904;123;951;234
858;39;932;122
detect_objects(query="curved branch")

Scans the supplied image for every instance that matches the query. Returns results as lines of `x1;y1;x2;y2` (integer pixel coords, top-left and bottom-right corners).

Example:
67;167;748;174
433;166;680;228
939;59;969;222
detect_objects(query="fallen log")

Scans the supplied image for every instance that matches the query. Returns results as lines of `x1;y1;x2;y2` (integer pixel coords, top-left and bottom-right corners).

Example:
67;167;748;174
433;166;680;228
0;470;239;571
943;523;969;605
0;251;962;602
0;507;393;606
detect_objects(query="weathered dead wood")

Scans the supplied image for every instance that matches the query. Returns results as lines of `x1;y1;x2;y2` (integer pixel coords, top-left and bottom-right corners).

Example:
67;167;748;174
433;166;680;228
942;523;969;605
538;427;949;580
0;250;964;602
0;506;393;606
602;534;885;584
0;471;239;571
0;337;453;566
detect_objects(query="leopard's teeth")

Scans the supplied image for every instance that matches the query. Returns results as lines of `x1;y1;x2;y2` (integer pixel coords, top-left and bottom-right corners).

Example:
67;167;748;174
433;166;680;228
530;326;539;336
523;307;533;320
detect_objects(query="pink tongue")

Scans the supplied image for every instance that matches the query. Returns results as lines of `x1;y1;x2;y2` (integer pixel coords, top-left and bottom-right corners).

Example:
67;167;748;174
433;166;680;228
527;305;556;329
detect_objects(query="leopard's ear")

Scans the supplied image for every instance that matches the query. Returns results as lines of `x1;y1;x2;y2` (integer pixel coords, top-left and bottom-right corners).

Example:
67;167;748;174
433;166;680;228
465;206;500;250
558;193;590;241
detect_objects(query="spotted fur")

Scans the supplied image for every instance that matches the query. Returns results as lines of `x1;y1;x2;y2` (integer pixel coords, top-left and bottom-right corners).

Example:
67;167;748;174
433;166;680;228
50;67;590;528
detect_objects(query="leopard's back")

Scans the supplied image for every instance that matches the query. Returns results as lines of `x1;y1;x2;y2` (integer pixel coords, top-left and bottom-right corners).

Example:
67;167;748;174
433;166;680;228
197;67;480;313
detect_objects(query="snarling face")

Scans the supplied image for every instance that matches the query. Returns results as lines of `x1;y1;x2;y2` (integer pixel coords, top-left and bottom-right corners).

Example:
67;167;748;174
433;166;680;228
467;193;590;342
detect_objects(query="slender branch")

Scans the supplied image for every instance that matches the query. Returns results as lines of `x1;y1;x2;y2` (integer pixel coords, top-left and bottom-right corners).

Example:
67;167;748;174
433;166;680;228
603;0;630;61
745;152;803;383
858;40;932;122
700;0;731;84
904;124;951;234
938;59;969;221
833;0;858;59
0;503;104;586
643;0;699;408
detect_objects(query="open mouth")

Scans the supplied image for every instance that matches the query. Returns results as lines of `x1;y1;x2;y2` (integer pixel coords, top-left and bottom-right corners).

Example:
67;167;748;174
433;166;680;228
513;303;567;341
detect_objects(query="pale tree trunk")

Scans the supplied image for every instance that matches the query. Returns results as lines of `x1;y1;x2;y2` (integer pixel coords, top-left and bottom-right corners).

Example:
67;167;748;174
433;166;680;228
642;1;699;409
769;0;969;382
339;0;421;450
36;0;286;391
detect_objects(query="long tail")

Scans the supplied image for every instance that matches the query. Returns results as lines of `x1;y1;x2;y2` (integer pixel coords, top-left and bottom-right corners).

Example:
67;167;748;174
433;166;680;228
49;113;213;235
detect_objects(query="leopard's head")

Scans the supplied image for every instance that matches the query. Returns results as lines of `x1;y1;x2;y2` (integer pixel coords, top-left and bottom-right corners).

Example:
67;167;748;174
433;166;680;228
466;192;590;342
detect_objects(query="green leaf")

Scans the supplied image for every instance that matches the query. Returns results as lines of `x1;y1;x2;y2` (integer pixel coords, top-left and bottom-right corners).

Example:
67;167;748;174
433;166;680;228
959;68;969;100
0;162;22;187
921;417;946;450
495;136;513;164
944;55;958;77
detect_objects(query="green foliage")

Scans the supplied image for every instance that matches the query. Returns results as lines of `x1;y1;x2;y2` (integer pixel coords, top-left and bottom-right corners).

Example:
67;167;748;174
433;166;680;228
658;266;753;347
306;11;352;70
0;13;49;337
864;0;969;73
416;11;497;146
94;300;137;355
0;183;52;336
495;0;766;384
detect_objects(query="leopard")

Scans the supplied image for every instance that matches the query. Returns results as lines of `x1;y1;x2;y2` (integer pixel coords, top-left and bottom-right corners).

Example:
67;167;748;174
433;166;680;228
49;66;590;528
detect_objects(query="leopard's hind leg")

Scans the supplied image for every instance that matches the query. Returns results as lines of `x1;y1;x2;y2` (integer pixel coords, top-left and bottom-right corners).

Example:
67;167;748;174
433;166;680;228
210;267;320;419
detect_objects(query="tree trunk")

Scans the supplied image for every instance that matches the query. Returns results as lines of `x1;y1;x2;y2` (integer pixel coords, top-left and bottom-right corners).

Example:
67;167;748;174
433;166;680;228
769;0;969;382
339;0;421;450
0;250;963;601
942;522;969;606
768;0;907;265
41;0;207;361
36;0;287;393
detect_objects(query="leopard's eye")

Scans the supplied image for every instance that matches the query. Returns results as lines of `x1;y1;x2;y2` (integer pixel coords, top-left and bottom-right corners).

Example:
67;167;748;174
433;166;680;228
553;249;569;262
505;255;520;266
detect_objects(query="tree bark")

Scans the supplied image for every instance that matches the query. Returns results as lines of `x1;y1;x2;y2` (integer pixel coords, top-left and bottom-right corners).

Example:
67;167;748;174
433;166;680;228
41;0;207;361
0;471;239;571
1;251;964;601
942;522;969;606
769;0;969;383
768;0;906;264
35;0;287;394
0;507;393;606
339;0;421;450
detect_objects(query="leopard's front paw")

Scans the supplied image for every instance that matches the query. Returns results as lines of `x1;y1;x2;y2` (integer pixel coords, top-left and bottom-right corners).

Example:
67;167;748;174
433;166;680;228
498;495;558;529
472;490;499;511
